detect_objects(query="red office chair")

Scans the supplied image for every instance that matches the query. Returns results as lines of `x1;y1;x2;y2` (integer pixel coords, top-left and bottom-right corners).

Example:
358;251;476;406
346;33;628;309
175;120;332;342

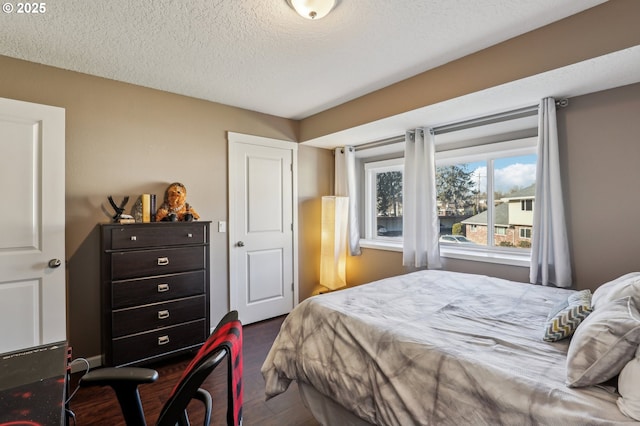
79;311;243;426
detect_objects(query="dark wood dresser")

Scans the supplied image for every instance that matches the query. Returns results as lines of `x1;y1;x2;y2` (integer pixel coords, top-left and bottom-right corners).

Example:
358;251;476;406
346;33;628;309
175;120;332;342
100;222;211;367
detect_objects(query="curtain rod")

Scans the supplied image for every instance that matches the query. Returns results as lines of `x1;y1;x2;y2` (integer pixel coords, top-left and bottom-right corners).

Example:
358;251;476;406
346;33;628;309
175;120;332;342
355;99;568;152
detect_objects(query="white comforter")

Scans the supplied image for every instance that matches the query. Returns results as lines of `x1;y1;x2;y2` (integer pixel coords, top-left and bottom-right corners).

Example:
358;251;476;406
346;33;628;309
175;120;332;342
262;270;637;425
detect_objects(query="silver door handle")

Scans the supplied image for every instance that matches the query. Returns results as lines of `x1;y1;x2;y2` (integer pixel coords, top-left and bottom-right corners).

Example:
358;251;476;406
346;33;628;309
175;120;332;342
157;257;169;266
236;241;245;247
158;310;170;320
48;259;62;268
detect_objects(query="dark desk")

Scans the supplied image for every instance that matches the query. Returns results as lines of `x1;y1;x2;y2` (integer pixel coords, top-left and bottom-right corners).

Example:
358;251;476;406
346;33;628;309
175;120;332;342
0;342;67;426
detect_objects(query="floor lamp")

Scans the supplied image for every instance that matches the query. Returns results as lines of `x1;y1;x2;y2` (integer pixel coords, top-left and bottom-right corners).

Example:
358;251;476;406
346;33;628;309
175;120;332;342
320;196;349;291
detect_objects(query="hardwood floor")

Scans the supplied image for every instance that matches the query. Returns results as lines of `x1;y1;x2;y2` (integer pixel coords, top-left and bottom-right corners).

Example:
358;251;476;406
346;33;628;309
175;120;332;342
68;315;320;426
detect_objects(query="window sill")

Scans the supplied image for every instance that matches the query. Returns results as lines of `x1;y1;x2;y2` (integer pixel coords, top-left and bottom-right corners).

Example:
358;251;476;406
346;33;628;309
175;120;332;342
358;239;531;267
439;246;531;267
359;239;403;252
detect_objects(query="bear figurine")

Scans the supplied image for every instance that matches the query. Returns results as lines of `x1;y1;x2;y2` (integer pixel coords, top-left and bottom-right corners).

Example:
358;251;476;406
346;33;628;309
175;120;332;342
155;182;200;222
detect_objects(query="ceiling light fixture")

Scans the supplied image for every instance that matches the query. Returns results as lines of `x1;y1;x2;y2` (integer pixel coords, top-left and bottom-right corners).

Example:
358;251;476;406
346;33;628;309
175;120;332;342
287;0;337;20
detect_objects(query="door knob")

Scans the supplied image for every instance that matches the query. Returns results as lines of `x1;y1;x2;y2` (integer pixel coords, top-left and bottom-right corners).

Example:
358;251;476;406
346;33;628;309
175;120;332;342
48;259;62;268
236;241;245;247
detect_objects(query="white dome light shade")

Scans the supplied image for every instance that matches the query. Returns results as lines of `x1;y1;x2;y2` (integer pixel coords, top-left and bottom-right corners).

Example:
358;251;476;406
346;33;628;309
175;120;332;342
287;0;337;20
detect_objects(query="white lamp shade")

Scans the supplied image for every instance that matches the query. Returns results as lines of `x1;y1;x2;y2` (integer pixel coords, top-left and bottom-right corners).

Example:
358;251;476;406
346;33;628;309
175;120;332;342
288;0;336;19
320;196;349;290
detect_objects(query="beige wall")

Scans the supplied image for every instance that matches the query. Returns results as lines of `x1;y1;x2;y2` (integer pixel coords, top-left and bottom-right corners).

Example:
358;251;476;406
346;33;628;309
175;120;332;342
298;146;334;298
344;82;640;292
346;249;530;289
0;55;332;360
560;83;640;291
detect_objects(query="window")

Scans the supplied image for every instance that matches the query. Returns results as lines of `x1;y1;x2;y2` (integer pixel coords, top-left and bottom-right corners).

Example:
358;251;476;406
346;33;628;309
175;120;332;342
364;158;403;241
521;199;533;211
362;137;537;263
436;139;537;251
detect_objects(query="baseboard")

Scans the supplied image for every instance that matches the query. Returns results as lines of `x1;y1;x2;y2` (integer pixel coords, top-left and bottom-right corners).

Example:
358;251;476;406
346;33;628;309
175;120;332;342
69;354;102;374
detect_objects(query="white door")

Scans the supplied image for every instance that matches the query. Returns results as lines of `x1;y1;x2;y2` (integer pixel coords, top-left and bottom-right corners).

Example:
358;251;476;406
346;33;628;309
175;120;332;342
0;97;66;353
228;132;297;325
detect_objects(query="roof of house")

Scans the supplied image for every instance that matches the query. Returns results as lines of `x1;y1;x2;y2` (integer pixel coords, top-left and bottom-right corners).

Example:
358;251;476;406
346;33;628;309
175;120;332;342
462;203;510;227
500;184;536;201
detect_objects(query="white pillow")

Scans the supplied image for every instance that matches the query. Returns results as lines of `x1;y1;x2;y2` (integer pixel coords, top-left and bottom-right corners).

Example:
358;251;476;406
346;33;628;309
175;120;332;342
617;346;640;421
591;272;640;310
566;296;640;387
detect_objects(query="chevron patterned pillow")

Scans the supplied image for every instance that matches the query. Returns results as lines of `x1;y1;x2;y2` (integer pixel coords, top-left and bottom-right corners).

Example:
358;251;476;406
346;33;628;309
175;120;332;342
543;290;592;342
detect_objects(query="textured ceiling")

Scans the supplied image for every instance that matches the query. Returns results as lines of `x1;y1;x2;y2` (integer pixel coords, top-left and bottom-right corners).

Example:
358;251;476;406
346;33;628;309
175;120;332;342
0;0;611;120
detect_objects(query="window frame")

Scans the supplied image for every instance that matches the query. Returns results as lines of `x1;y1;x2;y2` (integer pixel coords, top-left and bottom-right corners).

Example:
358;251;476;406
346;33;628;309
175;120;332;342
364;158;404;242
359;137;537;267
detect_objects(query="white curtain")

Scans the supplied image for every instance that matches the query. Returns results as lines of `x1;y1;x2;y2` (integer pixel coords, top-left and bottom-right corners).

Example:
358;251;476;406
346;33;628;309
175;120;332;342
530;98;572;287
402;129;441;268
335;147;361;256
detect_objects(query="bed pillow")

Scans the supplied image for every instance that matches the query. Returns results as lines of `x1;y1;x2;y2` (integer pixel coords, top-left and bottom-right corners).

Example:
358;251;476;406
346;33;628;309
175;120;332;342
543;290;592;342
617;346;640;421
566;296;640;387
591;272;640;310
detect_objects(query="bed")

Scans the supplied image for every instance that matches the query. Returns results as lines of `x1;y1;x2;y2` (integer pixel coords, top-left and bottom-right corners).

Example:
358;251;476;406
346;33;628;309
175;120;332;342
261;270;640;425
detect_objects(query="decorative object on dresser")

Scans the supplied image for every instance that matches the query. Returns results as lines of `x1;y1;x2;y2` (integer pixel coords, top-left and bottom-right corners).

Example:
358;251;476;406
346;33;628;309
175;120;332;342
130;193;156;223
107;195;133;223
100;221;211;367
156;182;200;222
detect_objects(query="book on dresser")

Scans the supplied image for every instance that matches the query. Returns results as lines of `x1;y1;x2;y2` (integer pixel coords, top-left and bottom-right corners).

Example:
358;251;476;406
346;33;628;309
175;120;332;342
100;221;211;367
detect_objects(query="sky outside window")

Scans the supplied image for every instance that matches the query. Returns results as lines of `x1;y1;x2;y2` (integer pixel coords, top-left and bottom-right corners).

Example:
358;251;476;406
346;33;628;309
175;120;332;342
468;154;537;194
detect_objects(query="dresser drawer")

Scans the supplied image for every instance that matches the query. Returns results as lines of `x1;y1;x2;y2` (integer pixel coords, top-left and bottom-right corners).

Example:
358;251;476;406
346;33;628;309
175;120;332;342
111;246;205;280
112;271;205;309
112;319;207;366
110;224;206;250
112;295;206;337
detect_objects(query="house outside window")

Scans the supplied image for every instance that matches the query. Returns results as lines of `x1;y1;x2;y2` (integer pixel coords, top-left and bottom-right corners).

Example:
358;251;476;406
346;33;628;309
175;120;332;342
362;137;537;264
459;164;536;249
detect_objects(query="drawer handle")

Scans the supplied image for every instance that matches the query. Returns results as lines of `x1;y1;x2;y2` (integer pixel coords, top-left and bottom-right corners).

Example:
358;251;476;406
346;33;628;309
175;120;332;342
130;236;137;241
158;310;170;320
187;233;193;238
157;283;170;293
157;257;169;266
158;335;170;346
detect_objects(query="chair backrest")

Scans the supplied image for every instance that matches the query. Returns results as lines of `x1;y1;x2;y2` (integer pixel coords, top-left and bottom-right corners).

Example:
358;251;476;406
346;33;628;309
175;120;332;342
156;310;243;426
